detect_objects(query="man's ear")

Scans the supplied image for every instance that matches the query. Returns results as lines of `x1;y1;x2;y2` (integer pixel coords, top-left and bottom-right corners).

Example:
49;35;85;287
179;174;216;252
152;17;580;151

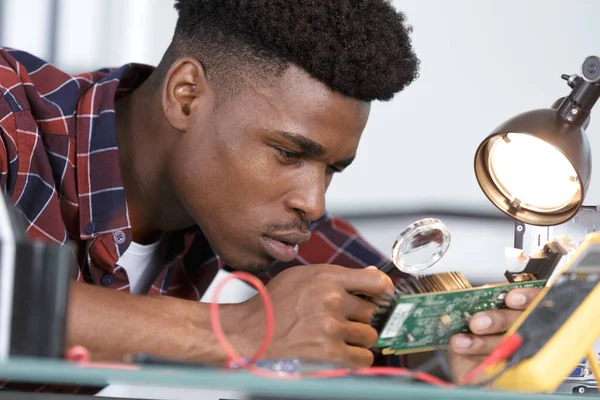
162;58;211;132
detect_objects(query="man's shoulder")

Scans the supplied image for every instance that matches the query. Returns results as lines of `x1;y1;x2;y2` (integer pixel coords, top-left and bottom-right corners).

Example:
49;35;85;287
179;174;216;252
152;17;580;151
0;47;102;135
0;47;51;78
0;48;125;242
0;47;83;98
310;213;364;238
0;47;112;84
308;213;389;267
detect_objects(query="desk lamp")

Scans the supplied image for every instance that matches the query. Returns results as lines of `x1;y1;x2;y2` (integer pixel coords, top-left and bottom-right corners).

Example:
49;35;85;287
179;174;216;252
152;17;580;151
474;55;600;226
471;55;600;393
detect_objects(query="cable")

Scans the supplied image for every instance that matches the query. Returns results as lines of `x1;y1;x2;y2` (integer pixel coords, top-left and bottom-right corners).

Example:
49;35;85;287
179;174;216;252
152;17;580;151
209;270;275;366
459;333;523;385
421;318;453;381
414;354;442;374
301;367;455;387
353;367;455;387
66;345;91;363
65;345;141;371
412;349;452;381
474;362;510;388
436;349;453;380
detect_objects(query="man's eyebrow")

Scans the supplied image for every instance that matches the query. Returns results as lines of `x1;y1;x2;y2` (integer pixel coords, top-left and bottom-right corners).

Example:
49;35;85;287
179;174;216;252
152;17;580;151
275;130;355;169
275;130;325;157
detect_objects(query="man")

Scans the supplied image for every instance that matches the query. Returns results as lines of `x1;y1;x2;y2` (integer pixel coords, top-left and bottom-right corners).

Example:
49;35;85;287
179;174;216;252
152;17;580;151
0;0;539;384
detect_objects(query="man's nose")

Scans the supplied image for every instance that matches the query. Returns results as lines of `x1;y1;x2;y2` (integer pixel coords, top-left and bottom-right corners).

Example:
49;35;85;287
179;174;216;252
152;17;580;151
284;178;326;223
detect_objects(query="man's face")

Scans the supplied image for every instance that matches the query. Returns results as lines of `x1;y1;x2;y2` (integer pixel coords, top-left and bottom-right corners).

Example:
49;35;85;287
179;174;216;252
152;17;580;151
167;65;370;272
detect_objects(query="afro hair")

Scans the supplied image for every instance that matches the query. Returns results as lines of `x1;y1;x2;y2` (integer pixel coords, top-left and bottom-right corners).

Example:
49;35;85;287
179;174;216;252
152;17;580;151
166;0;420;102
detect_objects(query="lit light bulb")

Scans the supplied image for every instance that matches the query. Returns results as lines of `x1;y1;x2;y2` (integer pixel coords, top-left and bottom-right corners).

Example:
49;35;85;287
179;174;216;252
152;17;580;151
487;133;580;213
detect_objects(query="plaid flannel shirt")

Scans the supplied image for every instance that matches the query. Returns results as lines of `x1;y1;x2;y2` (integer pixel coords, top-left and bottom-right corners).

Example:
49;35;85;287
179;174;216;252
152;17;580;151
0;47;394;296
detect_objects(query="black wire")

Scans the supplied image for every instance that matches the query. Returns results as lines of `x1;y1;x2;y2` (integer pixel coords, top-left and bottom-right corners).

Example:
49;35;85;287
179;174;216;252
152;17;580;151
413;318;453;381
473;364;510;388
474;352;529;388
414;354;443;374
435;349;453;380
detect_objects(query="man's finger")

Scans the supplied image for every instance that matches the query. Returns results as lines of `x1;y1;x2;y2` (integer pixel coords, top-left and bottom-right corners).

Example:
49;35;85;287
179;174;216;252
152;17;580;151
343;294;379;323
449;333;504;355
345;345;375;368
342;321;379;348
504;287;543;310
469;309;522;335
337;268;394;297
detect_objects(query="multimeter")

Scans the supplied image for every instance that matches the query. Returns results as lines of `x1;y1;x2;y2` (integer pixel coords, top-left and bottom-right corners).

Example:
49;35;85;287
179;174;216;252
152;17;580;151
491;231;600;393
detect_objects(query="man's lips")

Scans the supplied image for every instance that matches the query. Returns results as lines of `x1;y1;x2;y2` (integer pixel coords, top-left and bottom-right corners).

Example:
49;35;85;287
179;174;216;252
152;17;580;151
259;231;311;262
265;231;312;246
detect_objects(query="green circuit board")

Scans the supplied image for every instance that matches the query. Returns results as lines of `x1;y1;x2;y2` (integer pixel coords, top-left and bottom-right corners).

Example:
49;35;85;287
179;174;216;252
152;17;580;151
374;280;546;354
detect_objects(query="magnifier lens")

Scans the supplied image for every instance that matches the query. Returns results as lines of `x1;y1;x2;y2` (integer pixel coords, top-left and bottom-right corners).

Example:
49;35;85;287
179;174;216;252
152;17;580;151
390;218;451;274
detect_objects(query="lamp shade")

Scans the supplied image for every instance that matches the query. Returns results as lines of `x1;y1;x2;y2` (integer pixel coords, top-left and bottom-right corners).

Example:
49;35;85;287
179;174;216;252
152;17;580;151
474;108;592;226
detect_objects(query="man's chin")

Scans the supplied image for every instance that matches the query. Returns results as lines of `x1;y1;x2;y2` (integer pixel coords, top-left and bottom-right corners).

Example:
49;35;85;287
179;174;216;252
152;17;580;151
228;264;272;278
224;256;275;278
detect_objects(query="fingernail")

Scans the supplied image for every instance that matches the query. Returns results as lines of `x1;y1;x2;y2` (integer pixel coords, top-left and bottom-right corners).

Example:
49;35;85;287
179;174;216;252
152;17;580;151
472;315;492;331
508;293;527;307
382;293;395;302
453;335;472;349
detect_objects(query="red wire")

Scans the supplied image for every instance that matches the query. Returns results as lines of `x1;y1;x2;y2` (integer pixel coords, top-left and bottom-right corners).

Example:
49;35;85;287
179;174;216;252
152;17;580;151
208;270;454;387
239;365;454;386
210;270;275;366
308;367;455;387
65;345;141;371
460;333;523;384
66;345;91;363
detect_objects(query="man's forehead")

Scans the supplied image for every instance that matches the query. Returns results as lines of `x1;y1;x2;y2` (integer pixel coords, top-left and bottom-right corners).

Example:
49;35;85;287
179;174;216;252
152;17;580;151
264;67;370;133
226;64;370;161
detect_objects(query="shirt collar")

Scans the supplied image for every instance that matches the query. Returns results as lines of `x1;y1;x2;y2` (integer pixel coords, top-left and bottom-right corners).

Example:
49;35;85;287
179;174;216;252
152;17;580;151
75;63;154;240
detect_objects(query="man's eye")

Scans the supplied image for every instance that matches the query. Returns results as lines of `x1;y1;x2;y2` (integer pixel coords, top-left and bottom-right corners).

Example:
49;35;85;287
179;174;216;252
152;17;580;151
275;148;302;163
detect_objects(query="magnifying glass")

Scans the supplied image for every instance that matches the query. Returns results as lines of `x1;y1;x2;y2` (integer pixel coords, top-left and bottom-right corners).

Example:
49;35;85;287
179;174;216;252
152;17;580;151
380;218;451;274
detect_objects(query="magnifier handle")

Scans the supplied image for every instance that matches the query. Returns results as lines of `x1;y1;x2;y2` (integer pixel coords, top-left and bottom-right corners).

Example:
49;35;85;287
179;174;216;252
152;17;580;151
379;261;396;275
357;261;396;302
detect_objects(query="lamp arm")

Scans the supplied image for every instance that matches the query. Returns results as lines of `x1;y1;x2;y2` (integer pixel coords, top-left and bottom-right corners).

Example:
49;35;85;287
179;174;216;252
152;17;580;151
556;55;600;128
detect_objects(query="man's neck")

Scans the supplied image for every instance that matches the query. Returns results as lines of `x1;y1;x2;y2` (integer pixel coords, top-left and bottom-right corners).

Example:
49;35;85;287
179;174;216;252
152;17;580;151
114;80;193;244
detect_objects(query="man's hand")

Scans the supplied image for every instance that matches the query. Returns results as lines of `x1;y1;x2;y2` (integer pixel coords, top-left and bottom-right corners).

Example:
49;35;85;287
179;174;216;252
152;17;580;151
226;265;393;368
447;287;542;382
68;266;390;367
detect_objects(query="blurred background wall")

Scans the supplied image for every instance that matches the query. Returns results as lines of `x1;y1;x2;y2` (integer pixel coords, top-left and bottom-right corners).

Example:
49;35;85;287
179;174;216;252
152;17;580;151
2;0;599;284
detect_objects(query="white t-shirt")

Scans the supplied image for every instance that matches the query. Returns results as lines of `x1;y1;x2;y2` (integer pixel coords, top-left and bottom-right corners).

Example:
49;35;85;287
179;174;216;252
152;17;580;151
116;241;162;294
